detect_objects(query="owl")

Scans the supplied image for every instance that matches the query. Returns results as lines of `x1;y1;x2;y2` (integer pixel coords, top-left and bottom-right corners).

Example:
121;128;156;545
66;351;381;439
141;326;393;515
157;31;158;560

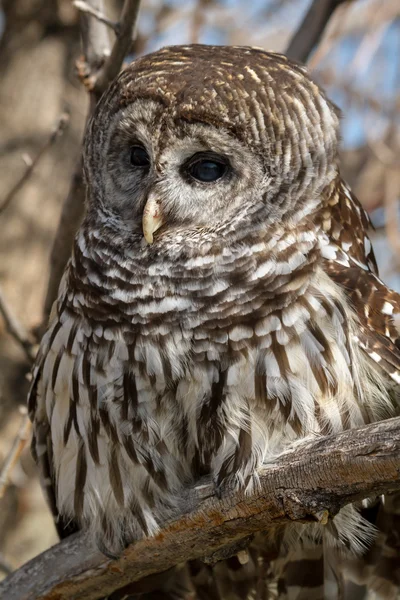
29;45;400;599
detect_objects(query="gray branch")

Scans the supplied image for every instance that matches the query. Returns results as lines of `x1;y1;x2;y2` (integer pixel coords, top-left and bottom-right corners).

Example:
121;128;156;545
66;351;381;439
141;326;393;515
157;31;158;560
74;1;119;34
79;0;111;76
0;284;36;362
95;0;141;94
0;112;69;216
285;0;349;63
1;417;400;600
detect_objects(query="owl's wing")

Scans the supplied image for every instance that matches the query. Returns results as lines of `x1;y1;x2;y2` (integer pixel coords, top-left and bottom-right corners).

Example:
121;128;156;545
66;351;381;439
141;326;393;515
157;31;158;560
29;369;80;542
323;179;400;387
28;349;56;518
28;306;80;541
321;179;400;599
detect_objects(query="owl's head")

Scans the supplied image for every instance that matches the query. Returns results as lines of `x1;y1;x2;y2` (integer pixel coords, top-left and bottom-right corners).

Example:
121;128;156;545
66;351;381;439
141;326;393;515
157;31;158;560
83;45;339;247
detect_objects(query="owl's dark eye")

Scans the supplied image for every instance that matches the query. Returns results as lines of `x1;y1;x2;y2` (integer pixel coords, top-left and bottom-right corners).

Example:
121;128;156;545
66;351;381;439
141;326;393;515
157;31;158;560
185;153;228;183
130;145;150;168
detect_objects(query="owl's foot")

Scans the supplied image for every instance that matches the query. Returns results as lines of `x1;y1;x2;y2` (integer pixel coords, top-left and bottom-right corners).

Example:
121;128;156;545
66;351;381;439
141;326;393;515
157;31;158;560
214;470;252;500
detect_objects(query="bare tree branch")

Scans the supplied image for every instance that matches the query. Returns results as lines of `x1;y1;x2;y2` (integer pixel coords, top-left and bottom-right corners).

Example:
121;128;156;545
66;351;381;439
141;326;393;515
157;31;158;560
73;0;119;33
79;0;111;74
1;417;400;600
0;408;31;500
95;0;141;95
0;285;36;362
0;112;69;216
286;0;350;63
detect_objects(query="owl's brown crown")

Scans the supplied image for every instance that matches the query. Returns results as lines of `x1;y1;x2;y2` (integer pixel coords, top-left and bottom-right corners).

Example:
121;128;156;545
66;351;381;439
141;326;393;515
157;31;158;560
88;44;339;171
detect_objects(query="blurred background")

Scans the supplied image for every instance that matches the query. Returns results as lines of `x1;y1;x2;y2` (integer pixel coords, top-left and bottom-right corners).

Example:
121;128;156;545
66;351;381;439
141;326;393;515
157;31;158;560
0;0;399;579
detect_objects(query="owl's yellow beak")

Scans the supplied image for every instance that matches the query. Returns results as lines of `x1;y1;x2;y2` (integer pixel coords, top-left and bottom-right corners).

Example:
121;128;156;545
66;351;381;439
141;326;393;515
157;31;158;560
142;194;164;244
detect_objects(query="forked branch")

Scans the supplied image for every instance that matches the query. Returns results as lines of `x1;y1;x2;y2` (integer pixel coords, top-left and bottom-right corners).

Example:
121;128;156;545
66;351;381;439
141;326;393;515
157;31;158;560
0;112;69;216
95;0;141;94
73;0;119;33
1;417;399;600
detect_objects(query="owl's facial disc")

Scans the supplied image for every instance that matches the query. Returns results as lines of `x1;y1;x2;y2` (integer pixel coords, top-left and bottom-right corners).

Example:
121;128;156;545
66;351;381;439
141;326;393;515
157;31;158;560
142;152;229;243
142;192;164;244
99;99;267;241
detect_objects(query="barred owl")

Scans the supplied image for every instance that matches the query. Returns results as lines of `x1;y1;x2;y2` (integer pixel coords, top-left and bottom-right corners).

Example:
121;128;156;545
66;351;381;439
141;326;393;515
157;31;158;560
29;45;400;599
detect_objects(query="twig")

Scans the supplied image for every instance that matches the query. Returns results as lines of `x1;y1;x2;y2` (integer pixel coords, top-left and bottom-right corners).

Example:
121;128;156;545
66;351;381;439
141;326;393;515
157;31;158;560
0;285;36;362
1;417;399;600
95;0;141;94
285;0;349;63
0;407;32;500
73;0;118;33
0;112;70;216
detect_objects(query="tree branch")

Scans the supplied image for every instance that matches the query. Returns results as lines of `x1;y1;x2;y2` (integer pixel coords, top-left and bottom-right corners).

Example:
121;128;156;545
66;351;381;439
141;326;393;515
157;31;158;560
0;284;36;362
95;0;141;95
0;112;69;216
285;0;350;63
73;0;119;34
1;417;400;600
0;408;32;500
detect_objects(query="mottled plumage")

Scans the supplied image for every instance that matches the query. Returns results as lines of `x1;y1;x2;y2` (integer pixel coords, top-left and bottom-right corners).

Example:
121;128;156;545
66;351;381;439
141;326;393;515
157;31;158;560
29;45;400;599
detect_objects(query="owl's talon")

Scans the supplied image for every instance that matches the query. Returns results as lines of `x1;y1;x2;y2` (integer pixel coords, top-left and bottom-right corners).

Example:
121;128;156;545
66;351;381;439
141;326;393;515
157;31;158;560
214;482;224;500
214;474;234;500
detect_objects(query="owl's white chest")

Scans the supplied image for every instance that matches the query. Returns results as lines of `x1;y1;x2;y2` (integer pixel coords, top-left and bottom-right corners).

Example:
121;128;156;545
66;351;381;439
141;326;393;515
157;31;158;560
35;268;381;552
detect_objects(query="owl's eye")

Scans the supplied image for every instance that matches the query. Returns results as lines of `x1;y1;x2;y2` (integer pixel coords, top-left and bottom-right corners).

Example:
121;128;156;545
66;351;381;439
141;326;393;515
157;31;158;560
130;145;150;168
185;153;228;183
